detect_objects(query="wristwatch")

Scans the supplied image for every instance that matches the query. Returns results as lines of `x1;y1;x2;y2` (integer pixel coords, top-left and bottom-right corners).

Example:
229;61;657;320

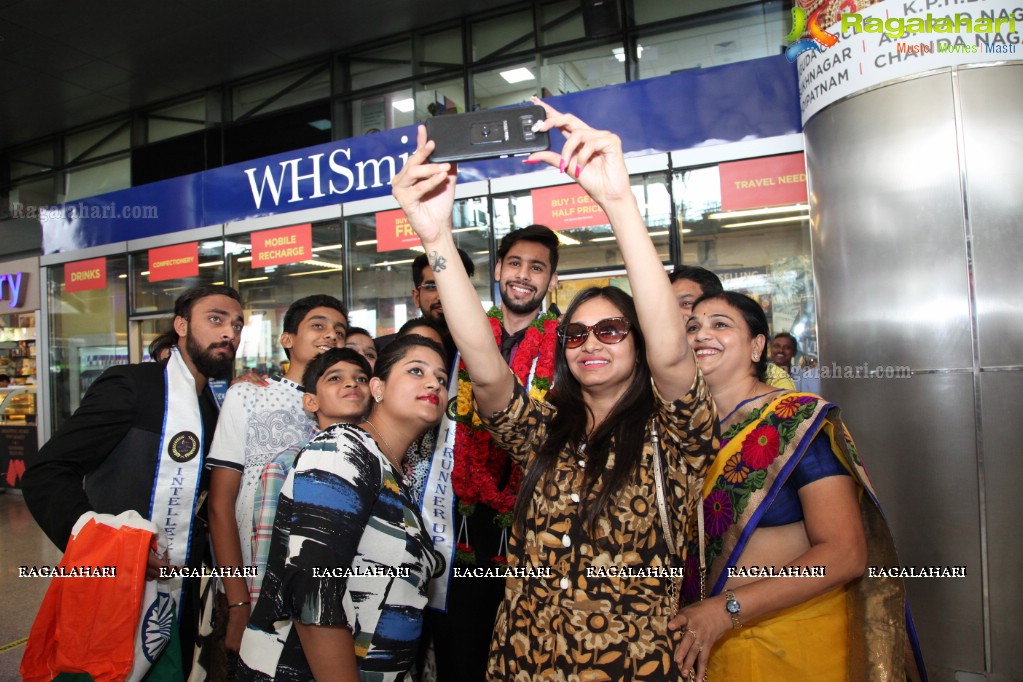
724;589;742;629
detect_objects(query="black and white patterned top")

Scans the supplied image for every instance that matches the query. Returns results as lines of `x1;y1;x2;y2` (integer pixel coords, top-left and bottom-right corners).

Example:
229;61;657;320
237;423;437;682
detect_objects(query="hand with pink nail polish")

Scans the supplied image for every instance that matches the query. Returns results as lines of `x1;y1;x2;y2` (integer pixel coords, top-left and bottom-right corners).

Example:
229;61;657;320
524;96;632;208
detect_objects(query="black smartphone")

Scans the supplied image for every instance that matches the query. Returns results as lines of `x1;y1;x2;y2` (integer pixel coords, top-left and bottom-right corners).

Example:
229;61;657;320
426;105;549;163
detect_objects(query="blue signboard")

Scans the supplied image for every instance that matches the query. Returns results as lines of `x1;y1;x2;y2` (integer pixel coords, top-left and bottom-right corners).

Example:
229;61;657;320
41;55;799;255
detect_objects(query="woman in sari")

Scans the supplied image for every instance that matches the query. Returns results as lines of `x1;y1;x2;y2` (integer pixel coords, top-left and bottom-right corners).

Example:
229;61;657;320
670;291;925;681
392;100;718;681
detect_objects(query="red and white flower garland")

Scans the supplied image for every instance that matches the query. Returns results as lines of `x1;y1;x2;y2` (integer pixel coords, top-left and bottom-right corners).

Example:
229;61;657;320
451;307;559;564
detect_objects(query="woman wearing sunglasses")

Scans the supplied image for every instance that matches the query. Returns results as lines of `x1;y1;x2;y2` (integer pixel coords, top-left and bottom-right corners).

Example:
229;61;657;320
392;98;718;681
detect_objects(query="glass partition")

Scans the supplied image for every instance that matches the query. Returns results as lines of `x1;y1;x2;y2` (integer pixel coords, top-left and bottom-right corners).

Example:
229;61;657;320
540;0;587;46
472;9;535;61
47;256;129;430
351;89;415;135
348;40;413;91
673;162;817;362
346;197;492;337
421;27;464;72
226;222;344;375
636;2;786;76
539;44;626;95
472;61;538;111
633;0;758;26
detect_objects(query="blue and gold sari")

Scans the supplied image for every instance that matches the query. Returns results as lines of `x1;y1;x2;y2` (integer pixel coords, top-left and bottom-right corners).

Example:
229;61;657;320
684;392;926;681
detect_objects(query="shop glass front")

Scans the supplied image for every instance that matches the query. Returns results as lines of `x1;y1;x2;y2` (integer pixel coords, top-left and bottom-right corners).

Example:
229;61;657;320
0;256;42;491
672;155;817;365
47;256;129;431
345;197;492;336
38;150;817;437
226;222;344;375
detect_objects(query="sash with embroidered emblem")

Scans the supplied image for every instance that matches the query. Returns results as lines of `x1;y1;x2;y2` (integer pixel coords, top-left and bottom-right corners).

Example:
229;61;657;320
136;347;207;677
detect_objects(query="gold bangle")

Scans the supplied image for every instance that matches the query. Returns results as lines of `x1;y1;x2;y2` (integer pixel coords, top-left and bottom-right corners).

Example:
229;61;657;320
228;601;250;609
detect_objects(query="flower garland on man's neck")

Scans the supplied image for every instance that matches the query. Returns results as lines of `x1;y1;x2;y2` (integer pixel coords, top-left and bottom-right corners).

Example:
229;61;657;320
451;306;559;563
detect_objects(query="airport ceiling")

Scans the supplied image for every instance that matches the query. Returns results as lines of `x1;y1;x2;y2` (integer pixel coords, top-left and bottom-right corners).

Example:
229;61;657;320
0;0;527;151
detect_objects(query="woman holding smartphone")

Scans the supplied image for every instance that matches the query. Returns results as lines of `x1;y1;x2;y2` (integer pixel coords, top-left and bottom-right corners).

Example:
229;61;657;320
392;99;718;681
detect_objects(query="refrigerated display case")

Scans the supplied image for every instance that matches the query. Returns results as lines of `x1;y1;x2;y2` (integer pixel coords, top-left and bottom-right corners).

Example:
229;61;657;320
0;386;37;490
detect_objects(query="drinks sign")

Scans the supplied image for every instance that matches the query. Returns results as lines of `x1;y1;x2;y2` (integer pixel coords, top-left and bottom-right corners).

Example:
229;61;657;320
65;257;107;293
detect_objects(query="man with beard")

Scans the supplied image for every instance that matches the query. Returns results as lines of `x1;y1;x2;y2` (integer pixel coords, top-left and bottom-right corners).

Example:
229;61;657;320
22;284;244;678
425;224;560;682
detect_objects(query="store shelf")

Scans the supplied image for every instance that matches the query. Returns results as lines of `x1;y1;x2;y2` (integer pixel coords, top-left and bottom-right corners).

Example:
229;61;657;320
0;327;36;386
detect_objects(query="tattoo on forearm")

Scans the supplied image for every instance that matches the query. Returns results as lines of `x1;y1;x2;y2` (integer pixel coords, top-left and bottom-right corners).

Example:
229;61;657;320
429;252;447;272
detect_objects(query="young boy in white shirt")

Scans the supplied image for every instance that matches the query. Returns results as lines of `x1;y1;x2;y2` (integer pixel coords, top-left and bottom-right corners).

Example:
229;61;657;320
249;347;372;598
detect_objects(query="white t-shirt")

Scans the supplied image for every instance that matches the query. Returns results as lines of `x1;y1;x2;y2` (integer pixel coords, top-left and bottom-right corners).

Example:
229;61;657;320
206;376;317;570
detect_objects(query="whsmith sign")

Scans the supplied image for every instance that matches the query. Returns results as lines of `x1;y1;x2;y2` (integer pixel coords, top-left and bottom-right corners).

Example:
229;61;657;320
40;55;800;255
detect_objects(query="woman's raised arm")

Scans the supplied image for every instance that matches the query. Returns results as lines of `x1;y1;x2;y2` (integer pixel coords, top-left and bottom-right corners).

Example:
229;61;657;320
391;126;514;416
529;99;696;400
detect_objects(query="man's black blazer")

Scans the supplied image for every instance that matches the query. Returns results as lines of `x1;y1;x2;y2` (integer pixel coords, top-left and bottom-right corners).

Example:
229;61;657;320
22;360;218;562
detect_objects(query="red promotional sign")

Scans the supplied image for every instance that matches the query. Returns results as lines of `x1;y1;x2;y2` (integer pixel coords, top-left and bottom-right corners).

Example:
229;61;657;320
718;153;807;212
531;184;608;231
251;224;312;267
148;242;198;282
375;209;420;252
64;257;107;293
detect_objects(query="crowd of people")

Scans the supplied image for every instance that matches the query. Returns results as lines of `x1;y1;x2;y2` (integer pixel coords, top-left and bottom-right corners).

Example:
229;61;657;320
20;100;925;681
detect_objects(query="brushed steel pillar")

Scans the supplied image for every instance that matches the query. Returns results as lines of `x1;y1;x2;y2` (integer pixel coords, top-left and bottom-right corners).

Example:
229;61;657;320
804;63;1023;681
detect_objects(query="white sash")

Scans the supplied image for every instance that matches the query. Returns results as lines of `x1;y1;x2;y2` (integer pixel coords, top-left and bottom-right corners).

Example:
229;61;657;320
135;347;206;674
422;351;459;611
421;333;544;612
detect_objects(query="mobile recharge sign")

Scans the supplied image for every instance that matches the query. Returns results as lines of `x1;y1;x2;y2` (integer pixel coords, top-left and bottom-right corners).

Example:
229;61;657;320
797;0;1021;123
251;224;312;267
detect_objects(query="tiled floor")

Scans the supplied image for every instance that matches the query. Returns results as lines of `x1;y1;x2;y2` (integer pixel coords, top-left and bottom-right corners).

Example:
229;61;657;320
0;492;63;681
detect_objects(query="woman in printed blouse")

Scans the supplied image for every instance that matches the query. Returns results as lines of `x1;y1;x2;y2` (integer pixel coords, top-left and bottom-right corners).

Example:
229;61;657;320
672;291;925;680
393;99;718;681
237;335;449;682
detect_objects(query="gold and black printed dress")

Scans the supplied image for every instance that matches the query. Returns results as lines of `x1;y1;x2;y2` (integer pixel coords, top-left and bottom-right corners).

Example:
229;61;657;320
479;371;717;681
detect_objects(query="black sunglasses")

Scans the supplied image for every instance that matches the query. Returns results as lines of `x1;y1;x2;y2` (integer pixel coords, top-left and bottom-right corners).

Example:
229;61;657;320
558;317;632;349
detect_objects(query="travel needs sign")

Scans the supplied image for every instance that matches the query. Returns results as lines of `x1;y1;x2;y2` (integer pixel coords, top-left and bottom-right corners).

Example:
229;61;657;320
719;154;807;212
